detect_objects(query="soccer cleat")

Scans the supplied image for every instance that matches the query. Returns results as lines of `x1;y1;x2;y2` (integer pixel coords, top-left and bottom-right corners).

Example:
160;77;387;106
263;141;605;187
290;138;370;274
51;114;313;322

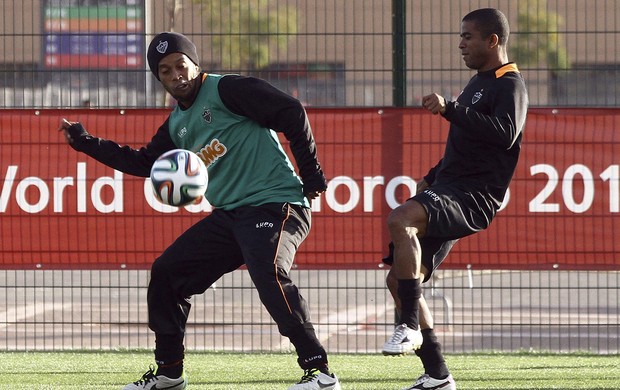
382;323;423;355
122;365;187;390
287;367;342;390
402;373;456;390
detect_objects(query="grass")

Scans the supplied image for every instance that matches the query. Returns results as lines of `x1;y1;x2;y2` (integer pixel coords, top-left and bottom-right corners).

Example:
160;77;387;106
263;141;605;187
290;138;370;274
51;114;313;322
0;351;619;389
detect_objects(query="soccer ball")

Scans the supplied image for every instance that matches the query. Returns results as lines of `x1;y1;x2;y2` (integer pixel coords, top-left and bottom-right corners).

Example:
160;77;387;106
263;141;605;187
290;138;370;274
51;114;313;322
150;149;208;206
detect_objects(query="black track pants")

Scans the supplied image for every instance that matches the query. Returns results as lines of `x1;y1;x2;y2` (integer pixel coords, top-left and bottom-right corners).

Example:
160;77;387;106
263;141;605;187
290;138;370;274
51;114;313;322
147;203;326;366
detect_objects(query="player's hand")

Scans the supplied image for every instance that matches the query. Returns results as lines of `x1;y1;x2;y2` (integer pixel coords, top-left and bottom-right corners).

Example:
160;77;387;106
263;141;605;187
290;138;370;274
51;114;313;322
58;118;77;144
422;93;447;115
303;172;328;201
305;190;324;201
58;118;89;147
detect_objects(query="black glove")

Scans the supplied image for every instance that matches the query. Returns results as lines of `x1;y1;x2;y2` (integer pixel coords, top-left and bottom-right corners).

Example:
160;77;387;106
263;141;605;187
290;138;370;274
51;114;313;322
65;122;91;150
302;171;328;197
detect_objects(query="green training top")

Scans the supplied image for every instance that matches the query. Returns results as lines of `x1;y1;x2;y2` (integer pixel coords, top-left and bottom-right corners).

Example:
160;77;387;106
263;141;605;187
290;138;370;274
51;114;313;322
167;74;308;210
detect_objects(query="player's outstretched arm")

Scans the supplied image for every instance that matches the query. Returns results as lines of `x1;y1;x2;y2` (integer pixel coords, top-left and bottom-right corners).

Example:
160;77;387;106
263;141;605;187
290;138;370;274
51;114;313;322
56;118;175;177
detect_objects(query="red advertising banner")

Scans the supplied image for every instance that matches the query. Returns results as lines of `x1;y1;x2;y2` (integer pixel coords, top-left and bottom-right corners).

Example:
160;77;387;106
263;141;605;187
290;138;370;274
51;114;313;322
1;108;619;270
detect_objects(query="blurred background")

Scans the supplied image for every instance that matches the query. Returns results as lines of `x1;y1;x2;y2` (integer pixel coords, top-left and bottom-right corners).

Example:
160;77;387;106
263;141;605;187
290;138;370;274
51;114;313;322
1;0;618;108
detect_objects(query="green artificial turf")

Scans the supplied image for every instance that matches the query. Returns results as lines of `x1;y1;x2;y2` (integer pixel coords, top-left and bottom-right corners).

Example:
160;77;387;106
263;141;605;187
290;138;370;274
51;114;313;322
0;351;618;389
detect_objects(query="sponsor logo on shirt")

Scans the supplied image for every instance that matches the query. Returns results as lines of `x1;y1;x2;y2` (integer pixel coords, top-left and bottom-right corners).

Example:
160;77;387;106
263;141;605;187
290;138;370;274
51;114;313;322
178;126;188;138
198;138;227;167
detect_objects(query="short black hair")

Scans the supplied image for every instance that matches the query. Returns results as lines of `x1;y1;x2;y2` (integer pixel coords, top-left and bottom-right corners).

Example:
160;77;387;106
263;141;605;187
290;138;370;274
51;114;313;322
463;8;510;45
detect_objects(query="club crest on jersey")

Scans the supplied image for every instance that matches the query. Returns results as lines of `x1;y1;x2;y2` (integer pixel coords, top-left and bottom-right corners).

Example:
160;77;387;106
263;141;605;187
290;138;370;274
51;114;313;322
472;90;483;104
156;40;169;54
202;108;212;124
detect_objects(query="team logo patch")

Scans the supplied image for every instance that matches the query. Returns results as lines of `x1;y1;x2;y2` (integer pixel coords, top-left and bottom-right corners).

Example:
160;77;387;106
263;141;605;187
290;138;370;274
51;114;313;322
156;40;169;54
472;90;483;104
202;108;212;124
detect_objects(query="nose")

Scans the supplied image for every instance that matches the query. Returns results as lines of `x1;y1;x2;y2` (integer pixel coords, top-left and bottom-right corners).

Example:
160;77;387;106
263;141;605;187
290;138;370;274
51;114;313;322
171;68;184;80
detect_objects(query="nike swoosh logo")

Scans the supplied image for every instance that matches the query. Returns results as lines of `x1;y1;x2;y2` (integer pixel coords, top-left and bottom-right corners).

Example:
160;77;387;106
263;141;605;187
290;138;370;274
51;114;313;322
153;381;185;390
421;380;450;389
317;379;335;389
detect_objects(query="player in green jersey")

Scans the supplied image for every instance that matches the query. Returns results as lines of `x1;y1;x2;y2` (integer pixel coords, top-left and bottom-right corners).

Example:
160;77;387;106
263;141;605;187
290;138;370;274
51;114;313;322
59;31;340;390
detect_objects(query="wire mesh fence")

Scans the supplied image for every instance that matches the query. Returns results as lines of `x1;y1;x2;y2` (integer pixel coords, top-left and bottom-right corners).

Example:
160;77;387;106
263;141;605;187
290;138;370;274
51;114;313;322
2;269;618;353
1;0;620;108
1;0;620;354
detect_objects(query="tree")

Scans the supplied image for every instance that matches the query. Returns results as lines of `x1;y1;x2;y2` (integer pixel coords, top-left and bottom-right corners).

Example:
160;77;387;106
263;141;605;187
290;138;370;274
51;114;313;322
510;0;570;72
192;0;297;71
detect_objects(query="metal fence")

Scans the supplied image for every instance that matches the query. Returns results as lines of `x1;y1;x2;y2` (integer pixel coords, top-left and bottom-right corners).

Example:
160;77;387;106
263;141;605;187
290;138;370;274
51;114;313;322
2;269;618;353
1;0;620;355
1;0;620;108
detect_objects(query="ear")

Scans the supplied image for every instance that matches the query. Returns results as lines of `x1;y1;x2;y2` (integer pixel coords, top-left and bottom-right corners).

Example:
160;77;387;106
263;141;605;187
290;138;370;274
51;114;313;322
489;34;500;48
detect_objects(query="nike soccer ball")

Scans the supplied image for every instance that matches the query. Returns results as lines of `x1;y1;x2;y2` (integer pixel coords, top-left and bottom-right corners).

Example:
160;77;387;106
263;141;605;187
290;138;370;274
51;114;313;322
150;149;208;206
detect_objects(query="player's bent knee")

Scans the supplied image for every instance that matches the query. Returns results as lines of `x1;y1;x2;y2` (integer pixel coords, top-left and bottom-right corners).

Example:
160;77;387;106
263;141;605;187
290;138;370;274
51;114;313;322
387;201;427;235
386;208;409;232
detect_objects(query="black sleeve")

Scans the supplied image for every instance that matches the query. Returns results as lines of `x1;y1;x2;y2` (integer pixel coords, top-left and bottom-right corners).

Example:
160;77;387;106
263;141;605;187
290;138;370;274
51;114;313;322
67;118;177;177
443;75;528;150
217;75;327;193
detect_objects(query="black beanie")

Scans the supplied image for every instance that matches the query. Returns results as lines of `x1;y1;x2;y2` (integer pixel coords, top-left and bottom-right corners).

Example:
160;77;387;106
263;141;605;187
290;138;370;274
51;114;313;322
147;32;199;80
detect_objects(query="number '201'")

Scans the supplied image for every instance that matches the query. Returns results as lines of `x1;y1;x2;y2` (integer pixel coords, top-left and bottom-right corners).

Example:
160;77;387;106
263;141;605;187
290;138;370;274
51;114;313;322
529;164;619;213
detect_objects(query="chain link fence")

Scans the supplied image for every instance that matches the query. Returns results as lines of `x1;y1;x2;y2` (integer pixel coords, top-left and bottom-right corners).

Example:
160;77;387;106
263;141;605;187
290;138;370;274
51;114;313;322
1;0;619;354
2;0;620;108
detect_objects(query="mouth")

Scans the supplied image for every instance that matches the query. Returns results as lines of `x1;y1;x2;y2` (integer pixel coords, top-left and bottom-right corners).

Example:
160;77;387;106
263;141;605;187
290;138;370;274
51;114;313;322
174;82;190;93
